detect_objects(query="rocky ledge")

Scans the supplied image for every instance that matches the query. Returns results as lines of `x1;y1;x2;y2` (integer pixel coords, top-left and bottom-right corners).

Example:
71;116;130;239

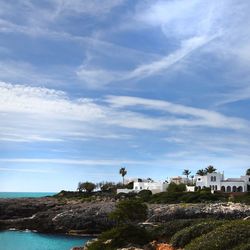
0;197;249;234
0;197;115;234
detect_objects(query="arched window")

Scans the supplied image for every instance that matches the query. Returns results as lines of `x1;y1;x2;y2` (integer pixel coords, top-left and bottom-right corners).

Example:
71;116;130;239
237;186;243;192
221;186;225;192
232;186;237;192
214;176;216;181
215;185;217;191
226;186;231;192
211;176;213;182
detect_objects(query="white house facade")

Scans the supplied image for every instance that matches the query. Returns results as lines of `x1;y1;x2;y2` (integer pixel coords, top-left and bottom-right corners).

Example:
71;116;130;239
117;179;168;194
196;172;250;192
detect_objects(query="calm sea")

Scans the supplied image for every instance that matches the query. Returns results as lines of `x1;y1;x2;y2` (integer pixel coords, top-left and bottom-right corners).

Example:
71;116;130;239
0;192;56;198
0;230;91;250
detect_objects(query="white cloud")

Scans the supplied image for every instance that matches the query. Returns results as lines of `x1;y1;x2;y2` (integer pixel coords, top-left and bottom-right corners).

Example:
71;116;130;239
0;158;146;166
0;167;55;173
105;95;249;130
0;82;249;143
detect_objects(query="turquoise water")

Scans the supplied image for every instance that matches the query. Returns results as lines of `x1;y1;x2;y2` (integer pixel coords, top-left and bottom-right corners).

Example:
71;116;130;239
0;192;56;198
0;230;91;250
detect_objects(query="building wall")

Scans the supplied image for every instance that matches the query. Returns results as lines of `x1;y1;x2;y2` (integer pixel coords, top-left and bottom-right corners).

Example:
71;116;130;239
196;172;249;192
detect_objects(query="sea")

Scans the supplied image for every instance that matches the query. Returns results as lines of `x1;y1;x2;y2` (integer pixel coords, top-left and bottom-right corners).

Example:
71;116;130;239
0;192;92;250
0;192;56;198
0;230;91;250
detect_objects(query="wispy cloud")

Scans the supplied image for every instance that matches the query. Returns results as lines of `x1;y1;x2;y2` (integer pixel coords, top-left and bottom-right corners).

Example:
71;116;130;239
0;158;146;166
105;95;249;130
0;167;55;173
0;82;248;144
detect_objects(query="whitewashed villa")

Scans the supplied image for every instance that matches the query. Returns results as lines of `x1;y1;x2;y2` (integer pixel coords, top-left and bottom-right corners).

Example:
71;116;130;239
117;178;168;194
117;170;250;194
196;172;250;192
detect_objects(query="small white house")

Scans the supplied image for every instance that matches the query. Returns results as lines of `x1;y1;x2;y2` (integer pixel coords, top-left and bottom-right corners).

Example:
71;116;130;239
196;172;250;192
117;179;168;194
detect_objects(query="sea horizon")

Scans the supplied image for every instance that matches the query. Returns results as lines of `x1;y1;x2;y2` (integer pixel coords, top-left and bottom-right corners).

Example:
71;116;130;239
0;192;57;199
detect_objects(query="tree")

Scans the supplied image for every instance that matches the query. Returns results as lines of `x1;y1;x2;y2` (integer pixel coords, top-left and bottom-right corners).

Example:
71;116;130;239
205;165;217;174
183;169;191;179
196;169;206;176
119;167;127;186
77;182;83;192
109;200;148;224
246;168;250;175
78;182;96;193
100;182;116;192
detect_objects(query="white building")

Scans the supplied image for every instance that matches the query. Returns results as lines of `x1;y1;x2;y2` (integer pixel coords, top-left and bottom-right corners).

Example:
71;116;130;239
117;179;168;194
196;172;250;192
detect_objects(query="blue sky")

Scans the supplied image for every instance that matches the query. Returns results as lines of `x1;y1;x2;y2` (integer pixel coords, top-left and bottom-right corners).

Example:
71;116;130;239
1;0;250;192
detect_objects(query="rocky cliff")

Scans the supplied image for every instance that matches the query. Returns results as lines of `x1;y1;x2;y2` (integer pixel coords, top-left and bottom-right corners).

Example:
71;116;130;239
0;197;249;234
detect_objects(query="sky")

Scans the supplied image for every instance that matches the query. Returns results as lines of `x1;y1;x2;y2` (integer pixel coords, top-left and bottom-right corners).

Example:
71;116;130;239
0;0;250;192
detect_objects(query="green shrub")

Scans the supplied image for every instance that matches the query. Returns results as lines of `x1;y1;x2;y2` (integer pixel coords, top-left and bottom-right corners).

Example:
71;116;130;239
109;199;148;224
170;220;225;248
153;219;206;240
138;190;152;202
149;192;183;203
231;192;250;205
87;224;153;250
167;182;186;192
185;220;250;250
231;241;250;250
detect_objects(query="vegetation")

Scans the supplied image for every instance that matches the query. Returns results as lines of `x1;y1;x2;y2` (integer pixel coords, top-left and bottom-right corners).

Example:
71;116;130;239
119;167;127;186
196;169;206;176
170;220;225;248
196;166;217;175
153;219;206;240
77;182;96;193
205;165;217;173
109;199;148;224
183;169;191;179
185;220;250;250
167;182;186;193
87;224;153;250
138;189;152;202
87;200;150;250
228;192;250;205
246;168;250;175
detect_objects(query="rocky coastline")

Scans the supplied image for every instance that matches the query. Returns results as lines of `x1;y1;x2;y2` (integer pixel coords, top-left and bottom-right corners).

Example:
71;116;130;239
0;197;249;235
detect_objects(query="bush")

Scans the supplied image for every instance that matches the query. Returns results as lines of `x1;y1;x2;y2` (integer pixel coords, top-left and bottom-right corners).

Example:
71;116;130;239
148;190;226;204
109;199;148;224
170;220;225;248
138;190;152;202
185;220;250;250
231;192;250;205
153;219;206;240
149;192;183;203
167;182;186;192
231;241;250;250
87;224;153;250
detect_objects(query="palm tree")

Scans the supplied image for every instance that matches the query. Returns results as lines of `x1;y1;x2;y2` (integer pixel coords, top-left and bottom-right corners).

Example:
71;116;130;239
119;167;127;186
246;168;250;175
196;169;206;176
205;165;217;174
183;169;191;179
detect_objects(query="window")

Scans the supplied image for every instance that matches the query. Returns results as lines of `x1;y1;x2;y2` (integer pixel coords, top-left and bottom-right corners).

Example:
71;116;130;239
210;176;216;182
